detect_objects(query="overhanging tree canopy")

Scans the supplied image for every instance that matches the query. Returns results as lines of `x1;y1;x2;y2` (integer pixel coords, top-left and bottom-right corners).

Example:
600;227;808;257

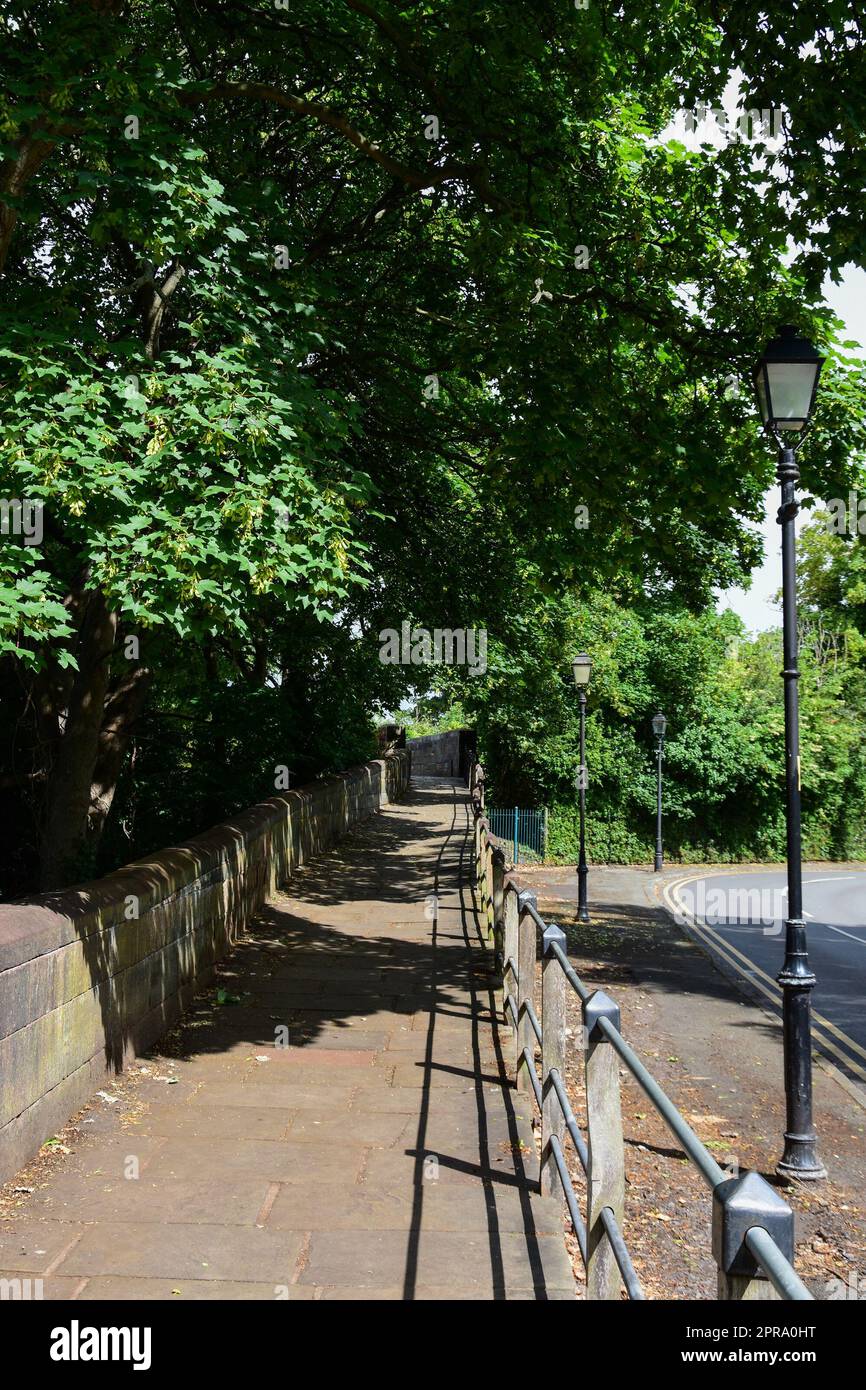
1;0;864;890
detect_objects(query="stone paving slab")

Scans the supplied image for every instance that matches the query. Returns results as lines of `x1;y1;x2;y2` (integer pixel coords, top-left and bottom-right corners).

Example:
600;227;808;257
362;1144;541;1192
25;1174;272;1226
0;779;574;1301
283;1109;413;1146
145;1136;368;1185
298;1229;574;1293
266;1182;564;1234
134;1104;294;1140
182;1080;356;1109
76;1278;318;1301
60;1222;306;1282
319;1284;575;1301
0;1220;86;1272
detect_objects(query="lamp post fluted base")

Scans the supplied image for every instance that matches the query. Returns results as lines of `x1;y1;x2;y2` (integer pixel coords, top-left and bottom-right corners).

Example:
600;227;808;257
775;950;826;1181
776;1141;827;1183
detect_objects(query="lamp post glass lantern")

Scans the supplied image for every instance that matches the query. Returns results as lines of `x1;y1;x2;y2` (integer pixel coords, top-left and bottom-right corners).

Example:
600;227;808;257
753;325;826;1181
571;652;592;687
753;325;824;434
652;711;666;872
571;653;592;923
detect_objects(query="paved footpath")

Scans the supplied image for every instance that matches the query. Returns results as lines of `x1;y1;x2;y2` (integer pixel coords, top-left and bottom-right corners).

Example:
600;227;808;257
0;779;574;1301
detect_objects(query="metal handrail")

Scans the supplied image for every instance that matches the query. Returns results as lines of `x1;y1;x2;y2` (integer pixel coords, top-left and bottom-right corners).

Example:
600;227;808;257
524;998;543;1047
550;939;590;1004
600;1207;645;1301
552;937;725;1187
595;1015;726;1190
550;1134;587;1263
745;1227;813;1302
521;1046;543;1110
471;771;812;1302
520;1042;641;1299
554;937;806;1296
548;1067;588;1172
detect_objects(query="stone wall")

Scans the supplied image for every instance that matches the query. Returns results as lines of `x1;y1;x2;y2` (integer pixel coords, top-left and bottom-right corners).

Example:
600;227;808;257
0;751;409;1183
406;728;474;778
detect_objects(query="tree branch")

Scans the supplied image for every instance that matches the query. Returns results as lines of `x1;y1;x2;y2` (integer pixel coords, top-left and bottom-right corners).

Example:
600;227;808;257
182;81;511;210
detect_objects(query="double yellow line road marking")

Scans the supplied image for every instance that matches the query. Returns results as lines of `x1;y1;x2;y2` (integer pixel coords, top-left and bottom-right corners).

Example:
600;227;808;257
662;872;866;1089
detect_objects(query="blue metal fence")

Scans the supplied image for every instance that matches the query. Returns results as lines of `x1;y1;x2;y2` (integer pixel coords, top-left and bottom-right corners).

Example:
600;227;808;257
487;806;547;863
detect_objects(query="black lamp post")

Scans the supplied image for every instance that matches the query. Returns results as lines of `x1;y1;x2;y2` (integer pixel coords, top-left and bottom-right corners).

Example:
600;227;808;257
753;324;826;1181
571;653;592;923
652;710;666;873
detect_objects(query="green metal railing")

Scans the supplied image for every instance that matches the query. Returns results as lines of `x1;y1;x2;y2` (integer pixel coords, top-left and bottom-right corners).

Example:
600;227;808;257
487;805;547;863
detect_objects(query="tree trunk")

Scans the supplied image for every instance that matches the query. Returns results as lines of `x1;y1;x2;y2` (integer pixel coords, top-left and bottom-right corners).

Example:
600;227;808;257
39;589;118;890
0;130;62;276
86;663;152;846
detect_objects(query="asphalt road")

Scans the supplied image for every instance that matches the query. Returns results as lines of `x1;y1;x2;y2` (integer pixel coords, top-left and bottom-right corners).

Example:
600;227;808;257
667;868;866;1083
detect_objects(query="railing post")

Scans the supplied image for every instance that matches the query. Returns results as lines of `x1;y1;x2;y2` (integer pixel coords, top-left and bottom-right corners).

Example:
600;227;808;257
490;846;506;1019
583;989;626;1299
485;838;495;945
491;845;505;960
541;921;567;1197
503;881;520;1065
713;1172;790;1300
516;889;537;1095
